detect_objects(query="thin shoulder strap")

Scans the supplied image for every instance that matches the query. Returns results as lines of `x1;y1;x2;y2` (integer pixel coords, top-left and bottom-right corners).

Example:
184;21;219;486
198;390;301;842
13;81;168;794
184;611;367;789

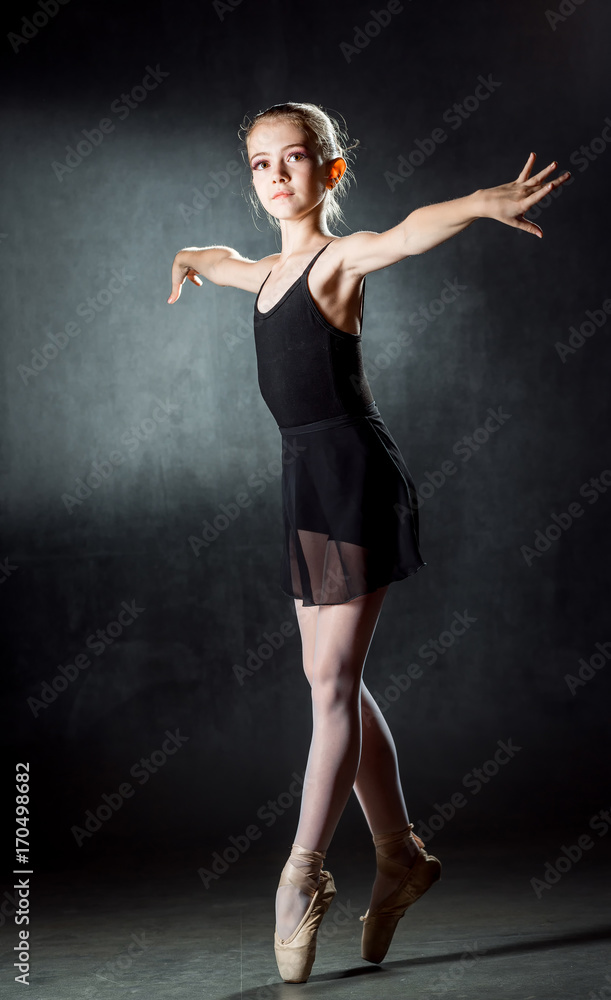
304;241;334;275
307;241;366;330
258;269;272;293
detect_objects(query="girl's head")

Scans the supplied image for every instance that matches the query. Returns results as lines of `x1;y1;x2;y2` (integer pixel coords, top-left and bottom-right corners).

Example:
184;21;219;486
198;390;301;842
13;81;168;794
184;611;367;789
239;102;359;236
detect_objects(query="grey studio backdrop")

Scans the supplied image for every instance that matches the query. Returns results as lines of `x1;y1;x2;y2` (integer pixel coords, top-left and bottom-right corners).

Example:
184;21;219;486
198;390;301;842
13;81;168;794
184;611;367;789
2;0;610;867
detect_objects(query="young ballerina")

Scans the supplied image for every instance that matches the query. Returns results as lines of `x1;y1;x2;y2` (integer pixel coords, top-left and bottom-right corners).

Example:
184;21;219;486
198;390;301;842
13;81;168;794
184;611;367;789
168;102;570;983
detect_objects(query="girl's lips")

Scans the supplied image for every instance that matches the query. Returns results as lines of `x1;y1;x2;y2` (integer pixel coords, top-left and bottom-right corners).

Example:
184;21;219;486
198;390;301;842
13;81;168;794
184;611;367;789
273;192;293;199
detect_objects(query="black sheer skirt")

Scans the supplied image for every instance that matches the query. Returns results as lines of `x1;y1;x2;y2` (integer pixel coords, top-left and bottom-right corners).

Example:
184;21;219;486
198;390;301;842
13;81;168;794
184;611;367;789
278;400;426;606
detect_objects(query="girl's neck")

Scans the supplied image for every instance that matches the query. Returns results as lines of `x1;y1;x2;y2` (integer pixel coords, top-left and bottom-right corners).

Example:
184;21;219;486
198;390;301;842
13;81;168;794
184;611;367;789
275;220;336;261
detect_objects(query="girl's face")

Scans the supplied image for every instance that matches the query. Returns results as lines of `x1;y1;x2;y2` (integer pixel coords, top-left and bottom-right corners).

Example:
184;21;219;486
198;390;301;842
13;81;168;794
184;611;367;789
247;119;344;223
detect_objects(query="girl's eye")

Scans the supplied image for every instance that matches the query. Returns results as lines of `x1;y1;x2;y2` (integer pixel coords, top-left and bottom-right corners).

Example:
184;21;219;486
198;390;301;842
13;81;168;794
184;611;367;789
252;151;307;170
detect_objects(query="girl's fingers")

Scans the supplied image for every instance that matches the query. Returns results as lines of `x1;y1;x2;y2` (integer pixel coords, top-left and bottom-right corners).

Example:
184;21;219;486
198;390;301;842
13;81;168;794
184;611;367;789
526;160;559;185
168;282;182;303
514;215;543;238
168;268;202;302
516;151;536;183
522;170;571;207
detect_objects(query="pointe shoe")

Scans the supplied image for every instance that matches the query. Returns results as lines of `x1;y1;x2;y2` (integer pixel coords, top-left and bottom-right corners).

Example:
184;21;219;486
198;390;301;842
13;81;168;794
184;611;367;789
273;843;337;983
360;822;441;964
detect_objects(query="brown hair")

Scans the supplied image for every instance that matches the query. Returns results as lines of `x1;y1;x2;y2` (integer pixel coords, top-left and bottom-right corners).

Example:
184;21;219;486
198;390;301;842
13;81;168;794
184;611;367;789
237;102;360;235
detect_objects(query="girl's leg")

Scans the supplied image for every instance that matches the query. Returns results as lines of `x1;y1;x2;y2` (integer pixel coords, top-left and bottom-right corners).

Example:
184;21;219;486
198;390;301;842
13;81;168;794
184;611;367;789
293;597;412;834
277;595;420;933
353;688;422;914
276;586;400;939
295;586;389;849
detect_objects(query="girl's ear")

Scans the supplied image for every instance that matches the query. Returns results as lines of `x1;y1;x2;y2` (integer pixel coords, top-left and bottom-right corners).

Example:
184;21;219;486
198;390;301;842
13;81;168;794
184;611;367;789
327;157;347;188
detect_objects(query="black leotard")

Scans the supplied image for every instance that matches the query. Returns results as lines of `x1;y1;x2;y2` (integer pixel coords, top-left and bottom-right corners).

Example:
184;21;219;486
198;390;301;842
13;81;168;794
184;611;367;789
253;242;374;427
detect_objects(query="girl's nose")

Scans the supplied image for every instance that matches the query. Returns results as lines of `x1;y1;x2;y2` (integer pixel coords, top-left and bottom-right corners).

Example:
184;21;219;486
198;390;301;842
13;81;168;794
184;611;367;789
272;164;290;183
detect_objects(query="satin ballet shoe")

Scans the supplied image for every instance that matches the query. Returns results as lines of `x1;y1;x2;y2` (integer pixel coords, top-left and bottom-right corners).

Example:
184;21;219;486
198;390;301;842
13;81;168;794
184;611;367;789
360;822;441;964
274;843;337;983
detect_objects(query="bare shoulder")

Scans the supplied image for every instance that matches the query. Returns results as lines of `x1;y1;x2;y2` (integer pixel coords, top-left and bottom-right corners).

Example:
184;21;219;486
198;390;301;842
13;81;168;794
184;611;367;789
211;250;281;293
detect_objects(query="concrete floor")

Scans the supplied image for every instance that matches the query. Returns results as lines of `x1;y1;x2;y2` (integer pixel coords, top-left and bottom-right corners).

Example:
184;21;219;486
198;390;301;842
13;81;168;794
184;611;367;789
2;836;610;999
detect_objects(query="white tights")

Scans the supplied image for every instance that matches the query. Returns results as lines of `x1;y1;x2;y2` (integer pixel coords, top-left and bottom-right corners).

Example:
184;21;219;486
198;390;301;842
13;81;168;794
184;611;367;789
275;586;415;940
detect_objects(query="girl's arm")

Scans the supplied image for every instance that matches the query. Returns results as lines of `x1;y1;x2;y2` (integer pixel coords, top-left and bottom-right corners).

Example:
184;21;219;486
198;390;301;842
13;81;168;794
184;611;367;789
167;246;280;303
339;152;571;279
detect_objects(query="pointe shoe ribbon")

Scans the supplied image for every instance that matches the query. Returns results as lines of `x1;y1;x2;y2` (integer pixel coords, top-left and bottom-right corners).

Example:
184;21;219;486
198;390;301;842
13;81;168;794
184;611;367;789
360;822;441;964
274;843;337;983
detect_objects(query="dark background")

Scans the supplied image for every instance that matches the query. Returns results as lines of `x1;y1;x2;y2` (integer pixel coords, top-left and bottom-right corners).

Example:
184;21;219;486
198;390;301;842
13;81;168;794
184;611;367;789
1;0;610;879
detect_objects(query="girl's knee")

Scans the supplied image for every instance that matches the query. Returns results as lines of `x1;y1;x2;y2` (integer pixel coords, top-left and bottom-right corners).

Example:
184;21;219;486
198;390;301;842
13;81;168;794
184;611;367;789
311;668;361;708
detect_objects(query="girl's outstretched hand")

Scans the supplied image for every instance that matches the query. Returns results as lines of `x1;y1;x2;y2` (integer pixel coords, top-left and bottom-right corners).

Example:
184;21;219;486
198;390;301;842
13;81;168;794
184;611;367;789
167;253;203;304
480;152;571;238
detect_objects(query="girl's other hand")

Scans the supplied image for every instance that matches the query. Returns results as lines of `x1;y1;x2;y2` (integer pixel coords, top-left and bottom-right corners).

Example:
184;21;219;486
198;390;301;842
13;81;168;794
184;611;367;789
167;254;203;304
479;152;571;238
